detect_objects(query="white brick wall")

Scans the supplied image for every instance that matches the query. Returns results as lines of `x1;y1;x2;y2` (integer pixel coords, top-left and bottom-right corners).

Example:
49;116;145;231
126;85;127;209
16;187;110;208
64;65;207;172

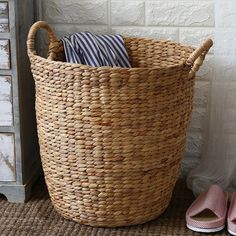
36;0;215;175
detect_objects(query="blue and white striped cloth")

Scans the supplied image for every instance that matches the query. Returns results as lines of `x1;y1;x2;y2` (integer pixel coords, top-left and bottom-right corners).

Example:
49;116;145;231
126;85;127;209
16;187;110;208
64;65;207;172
61;32;131;68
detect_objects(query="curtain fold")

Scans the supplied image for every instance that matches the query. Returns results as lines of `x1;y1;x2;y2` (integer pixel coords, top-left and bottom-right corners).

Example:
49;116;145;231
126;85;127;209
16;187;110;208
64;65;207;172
187;0;236;196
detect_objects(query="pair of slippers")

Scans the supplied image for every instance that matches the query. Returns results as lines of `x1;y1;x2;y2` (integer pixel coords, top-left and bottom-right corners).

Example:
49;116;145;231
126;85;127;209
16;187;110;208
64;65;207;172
186;185;236;235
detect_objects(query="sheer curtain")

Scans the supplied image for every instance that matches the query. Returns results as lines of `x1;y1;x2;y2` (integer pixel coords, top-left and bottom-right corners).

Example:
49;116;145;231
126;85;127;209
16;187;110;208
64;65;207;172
187;0;236;196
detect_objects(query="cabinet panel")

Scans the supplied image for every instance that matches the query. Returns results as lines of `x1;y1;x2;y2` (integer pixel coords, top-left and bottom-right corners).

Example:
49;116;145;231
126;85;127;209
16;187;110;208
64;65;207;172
0;2;9;32
0;133;15;181
0;39;10;69
0;0;40;202
0;76;13;126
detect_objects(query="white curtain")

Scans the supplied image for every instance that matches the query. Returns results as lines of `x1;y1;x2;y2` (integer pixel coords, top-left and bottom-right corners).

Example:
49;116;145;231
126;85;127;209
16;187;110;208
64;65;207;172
187;0;236;196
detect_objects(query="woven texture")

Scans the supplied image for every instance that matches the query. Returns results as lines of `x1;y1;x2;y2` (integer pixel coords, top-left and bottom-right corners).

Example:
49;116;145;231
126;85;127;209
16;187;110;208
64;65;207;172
27;21;212;227
0;177;229;236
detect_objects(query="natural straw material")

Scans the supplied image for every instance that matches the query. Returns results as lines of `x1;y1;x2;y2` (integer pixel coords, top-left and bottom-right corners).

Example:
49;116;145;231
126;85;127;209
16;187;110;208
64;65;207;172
27;21;213;227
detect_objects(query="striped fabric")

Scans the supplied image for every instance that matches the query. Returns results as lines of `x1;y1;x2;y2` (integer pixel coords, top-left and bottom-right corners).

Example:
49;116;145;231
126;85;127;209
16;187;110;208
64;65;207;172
61;32;131;68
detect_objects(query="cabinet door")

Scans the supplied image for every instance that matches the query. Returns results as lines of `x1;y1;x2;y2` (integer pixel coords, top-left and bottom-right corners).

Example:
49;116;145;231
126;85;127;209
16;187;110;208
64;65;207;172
0;39;10;69
0;76;13;126
0;133;15;181
0;2;9;32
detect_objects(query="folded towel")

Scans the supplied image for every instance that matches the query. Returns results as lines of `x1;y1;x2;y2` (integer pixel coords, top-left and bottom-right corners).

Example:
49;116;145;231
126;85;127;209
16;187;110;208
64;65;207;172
61;32;131;68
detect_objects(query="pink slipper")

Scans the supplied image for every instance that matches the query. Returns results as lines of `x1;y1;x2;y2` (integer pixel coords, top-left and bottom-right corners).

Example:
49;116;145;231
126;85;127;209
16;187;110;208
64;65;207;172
228;193;236;235
186;185;228;233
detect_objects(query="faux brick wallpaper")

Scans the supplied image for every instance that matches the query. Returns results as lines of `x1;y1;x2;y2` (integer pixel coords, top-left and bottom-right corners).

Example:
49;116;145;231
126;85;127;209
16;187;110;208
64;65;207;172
36;0;215;175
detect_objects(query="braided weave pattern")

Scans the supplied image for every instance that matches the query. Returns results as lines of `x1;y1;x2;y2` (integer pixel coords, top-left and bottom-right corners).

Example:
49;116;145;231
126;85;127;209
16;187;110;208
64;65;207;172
27;22;211;227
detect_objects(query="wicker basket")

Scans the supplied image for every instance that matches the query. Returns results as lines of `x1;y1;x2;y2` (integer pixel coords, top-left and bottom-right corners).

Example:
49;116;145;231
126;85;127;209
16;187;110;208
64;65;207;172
27;21;213;227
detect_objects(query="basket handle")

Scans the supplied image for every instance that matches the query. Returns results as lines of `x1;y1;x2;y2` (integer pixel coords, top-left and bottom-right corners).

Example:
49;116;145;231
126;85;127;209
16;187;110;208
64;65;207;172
27;21;59;59
186;38;213;78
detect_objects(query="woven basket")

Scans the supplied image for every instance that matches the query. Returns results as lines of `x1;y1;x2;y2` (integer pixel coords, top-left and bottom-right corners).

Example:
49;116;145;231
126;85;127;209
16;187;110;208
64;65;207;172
27;21;213;227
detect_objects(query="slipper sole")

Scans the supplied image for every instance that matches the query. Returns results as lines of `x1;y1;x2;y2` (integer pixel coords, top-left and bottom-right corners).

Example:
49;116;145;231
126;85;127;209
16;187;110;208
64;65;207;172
186;224;225;233
228;228;236;235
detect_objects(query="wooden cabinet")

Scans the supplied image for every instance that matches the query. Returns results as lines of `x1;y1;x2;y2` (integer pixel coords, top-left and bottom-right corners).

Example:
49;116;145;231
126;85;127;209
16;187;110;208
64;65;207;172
0;0;41;202
0;2;9;32
0;39;10;69
0;133;15;181
0;76;12;126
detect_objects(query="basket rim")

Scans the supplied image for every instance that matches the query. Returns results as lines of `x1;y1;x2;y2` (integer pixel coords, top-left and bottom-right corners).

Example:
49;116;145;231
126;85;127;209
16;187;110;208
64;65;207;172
27;21;213;76
29;52;192;72
28;30;196;72
51;37;195;71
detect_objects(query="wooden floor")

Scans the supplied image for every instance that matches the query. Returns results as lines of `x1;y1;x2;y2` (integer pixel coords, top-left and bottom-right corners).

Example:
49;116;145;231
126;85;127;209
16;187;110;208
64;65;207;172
0;177;230;236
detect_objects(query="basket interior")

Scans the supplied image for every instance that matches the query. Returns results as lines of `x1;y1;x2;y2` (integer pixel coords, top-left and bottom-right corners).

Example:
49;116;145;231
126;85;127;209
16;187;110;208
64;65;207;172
52;37;195;69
